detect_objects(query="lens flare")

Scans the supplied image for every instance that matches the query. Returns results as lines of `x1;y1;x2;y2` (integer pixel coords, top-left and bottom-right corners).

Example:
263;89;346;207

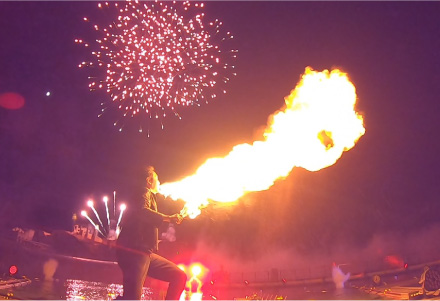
9;265;18;275
0;92;25;110
76;0;237;134
160;67;365;218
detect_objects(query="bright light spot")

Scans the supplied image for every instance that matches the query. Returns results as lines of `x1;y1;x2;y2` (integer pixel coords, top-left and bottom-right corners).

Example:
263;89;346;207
9;265;18;275
177;264;186;273
119;203;126;211
179;262;207;300
190;292;203;301
46;91;51;97
191;264;202;277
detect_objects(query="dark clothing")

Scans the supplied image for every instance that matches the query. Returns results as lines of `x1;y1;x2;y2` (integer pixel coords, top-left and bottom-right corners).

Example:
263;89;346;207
116;190;187;300
116;250;187;300
117;190;165;253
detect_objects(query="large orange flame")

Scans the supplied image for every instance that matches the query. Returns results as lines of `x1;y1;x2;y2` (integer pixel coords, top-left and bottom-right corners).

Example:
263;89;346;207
160;67;365;218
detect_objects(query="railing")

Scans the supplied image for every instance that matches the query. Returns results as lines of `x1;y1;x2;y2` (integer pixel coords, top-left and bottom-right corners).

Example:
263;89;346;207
218;250;437;285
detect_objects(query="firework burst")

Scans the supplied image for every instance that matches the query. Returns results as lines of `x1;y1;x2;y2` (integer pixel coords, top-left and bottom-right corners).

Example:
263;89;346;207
76;0;237;134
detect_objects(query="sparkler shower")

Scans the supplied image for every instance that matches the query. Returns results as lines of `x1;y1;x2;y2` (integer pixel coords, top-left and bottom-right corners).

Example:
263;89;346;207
76;0;237;133
160;67;366;218
80;193;126;240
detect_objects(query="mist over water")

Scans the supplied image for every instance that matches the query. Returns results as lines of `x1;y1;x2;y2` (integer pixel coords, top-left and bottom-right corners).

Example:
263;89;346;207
188;219;440;280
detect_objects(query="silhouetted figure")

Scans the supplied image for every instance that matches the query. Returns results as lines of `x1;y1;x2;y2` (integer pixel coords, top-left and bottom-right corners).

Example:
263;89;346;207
116;166;186;300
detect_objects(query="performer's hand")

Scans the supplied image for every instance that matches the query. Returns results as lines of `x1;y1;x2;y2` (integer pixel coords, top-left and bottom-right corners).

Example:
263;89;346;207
169;213;184;225
179;207;188;219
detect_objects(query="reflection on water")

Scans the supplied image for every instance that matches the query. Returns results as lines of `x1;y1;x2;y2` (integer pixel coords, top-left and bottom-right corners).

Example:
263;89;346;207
0;278;153;300
65;279;153;300
1;277;383;300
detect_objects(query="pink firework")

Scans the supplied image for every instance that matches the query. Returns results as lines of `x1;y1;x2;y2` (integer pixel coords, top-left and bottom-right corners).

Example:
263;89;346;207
76;0;237;133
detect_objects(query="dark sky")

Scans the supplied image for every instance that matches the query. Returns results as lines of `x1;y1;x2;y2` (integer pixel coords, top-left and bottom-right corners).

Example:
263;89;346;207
1;1;440;264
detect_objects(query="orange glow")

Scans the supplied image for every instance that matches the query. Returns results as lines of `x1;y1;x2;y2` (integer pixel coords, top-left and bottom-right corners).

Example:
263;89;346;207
177;264;186;273
160;67;365;218
189;292;203;301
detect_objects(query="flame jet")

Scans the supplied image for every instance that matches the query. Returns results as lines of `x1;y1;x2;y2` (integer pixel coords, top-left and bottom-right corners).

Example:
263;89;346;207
160;67;366;218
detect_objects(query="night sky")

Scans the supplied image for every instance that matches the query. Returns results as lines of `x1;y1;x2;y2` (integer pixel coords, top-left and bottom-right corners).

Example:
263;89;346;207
1;1;440;267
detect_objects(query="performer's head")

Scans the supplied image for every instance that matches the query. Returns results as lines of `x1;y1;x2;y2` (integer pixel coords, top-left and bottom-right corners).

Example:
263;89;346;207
145;165;160;193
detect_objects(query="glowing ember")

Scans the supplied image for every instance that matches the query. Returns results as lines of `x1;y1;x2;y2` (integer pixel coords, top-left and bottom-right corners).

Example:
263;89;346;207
160;67;365;218
76;0;237;133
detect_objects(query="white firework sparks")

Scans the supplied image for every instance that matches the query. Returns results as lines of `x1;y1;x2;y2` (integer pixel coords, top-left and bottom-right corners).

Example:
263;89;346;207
76;0;237;133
